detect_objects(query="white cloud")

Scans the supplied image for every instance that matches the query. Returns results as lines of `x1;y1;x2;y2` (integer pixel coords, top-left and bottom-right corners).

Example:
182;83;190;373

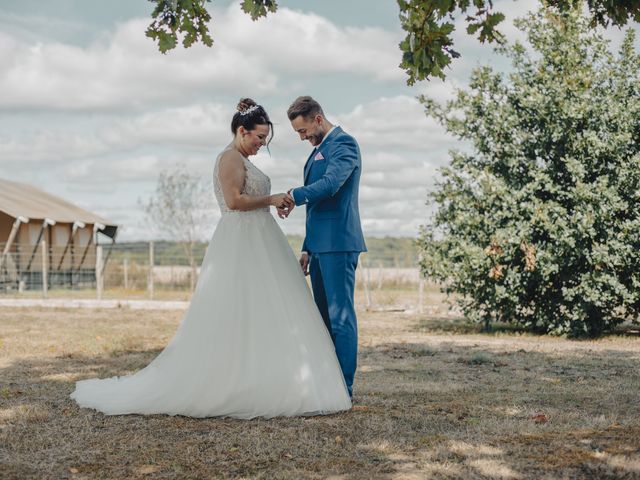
218;6;404;82
363;164;435;189
337;95;454;152
0;20;273;110
0;129;111;164
0;3;405;112
0;102;234;170
364;152;416;172
63;155;161;184
106;103;232;149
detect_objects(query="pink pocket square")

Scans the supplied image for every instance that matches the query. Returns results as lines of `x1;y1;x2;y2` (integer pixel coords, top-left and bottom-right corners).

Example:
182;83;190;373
314;152;325;161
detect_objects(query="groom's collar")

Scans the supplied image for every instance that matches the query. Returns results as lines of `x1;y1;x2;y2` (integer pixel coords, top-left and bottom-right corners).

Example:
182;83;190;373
316;125;339;149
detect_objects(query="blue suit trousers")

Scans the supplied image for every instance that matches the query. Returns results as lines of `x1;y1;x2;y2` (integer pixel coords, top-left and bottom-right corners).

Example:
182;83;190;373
309;252;359;397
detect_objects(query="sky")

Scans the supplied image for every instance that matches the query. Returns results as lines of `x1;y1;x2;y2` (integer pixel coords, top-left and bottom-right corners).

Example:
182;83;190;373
0;0;637;241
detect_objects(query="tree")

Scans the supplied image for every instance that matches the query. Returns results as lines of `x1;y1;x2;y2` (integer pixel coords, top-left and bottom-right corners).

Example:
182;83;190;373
145;0;640;82
143;165;213;291
418;6;640;336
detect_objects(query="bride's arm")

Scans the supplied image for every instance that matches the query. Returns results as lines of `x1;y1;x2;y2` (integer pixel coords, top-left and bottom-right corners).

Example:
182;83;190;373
218;150;290;211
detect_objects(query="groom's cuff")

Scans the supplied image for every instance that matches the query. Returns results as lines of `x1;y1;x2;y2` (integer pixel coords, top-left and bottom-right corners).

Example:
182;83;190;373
291;187;308;206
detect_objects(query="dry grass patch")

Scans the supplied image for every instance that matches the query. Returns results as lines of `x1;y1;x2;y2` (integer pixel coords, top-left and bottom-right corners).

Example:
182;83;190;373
1;304;639;479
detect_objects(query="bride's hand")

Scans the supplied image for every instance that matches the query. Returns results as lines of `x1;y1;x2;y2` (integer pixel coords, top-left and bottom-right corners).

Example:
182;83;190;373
270;193;295;209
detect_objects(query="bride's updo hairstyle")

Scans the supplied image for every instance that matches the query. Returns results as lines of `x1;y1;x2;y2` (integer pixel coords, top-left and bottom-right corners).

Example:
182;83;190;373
231;98;274;146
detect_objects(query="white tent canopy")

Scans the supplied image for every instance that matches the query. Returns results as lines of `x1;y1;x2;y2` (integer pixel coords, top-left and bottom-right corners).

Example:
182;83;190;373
0;178;118;238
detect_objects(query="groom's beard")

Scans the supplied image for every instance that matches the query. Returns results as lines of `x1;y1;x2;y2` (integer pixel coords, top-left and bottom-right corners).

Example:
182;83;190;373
310;131;325;146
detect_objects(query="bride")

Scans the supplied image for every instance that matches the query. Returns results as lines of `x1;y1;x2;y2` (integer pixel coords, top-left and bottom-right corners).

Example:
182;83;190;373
71;98;352;418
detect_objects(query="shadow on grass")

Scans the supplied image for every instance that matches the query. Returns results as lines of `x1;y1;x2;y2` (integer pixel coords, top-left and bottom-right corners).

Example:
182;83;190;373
412;315;542;336
356;339;640;478
413;314;640;338
1;337;639;479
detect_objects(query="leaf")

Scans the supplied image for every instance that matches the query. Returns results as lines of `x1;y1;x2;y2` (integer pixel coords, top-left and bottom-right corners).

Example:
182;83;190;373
467;23;481;35
138;465;161;474
158;32;177;53
241;0;277;21
352;405;370;412
531;412;548;424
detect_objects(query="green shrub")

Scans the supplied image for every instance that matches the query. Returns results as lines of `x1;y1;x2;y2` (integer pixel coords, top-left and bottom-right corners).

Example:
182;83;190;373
419;6;640;337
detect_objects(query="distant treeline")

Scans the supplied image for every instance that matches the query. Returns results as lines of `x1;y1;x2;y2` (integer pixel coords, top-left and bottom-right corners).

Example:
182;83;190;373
106;236;419;268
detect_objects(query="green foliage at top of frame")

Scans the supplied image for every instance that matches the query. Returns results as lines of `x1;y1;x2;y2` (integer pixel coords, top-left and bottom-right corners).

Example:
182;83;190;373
146;0;640;83
109;236;419;268
418;6;640;337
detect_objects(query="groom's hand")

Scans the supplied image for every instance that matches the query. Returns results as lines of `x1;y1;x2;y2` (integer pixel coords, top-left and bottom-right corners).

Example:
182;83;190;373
277;206;288;219
285;189;295;214
277;191;296;219
299;252;309;276
275;191;296;219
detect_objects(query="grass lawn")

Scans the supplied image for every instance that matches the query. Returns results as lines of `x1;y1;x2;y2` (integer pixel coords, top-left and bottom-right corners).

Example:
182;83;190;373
1;302;639;479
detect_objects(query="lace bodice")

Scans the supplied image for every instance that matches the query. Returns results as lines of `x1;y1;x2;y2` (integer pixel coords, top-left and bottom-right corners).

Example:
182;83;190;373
214;147;271;214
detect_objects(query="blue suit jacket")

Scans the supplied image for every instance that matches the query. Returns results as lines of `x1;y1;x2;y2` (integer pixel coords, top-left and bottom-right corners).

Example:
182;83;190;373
292;127;367;254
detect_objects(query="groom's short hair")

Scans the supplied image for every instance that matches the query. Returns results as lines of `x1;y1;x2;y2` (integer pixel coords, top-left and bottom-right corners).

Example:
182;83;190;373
287;96;324;120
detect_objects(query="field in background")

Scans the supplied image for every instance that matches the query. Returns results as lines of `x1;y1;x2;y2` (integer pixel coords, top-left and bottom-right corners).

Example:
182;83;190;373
1;294;639;479
0;238;423;309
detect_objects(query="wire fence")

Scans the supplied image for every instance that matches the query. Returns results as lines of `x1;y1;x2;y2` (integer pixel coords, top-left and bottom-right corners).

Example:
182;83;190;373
0;241;430;311
0;241;98;293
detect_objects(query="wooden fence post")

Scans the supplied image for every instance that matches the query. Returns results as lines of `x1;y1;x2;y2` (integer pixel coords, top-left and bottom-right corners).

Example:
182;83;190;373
148;241;155;300
418;253;424;314
96;245;103;300
41;240;48;299
361;255;372;311
190;259;197;293
123;258;129;290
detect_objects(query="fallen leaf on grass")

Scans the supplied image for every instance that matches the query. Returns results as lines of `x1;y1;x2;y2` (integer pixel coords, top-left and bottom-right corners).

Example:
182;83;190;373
352;405;369;412
335;435;343;444
532;412;548;424
137;465;160;474
69;467;79;474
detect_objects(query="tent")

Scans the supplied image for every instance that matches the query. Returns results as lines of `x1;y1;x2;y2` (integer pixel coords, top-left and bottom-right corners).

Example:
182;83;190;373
0;178;118;290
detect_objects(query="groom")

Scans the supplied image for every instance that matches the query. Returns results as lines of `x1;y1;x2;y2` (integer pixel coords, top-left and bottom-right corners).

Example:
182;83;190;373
282;96;366;398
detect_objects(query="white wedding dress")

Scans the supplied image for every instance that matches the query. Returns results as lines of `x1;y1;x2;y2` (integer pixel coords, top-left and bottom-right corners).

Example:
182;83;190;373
70;148;351;418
